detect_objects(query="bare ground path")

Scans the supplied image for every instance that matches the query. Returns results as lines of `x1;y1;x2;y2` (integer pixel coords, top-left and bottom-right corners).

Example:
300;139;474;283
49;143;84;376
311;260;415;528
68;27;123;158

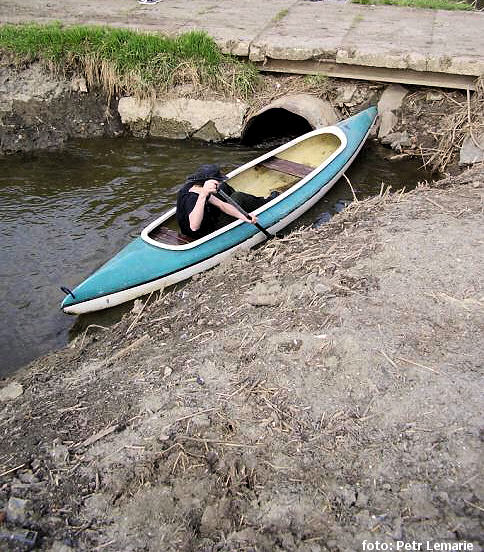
0;166;482;551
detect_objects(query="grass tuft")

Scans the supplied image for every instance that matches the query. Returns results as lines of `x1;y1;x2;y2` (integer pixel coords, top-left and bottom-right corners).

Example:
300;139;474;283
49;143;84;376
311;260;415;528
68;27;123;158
0;23;259;99
304;73;329;88
274;8;290;22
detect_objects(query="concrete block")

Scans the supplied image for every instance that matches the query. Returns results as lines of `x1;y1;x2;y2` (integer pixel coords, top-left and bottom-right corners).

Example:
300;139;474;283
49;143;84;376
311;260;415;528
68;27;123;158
429;11;484;76
151;98;248;141
117;97;152;124
459;133;484;166
377;84;408;139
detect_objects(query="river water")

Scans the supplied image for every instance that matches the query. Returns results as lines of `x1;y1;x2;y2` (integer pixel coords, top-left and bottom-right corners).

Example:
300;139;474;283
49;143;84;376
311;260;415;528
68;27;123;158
0;137;429;377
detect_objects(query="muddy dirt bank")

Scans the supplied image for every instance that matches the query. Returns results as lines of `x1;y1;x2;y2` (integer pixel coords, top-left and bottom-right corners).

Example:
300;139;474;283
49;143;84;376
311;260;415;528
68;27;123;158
0;165;482;551
0;60;123;154
2;58;482;172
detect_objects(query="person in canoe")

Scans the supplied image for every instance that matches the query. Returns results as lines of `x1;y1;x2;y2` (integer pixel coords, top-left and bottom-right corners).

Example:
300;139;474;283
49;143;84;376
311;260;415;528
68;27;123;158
176;164;276;239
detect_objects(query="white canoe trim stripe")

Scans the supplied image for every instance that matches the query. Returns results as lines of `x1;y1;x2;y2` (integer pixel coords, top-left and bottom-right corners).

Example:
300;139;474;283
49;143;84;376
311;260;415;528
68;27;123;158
62;124;371;315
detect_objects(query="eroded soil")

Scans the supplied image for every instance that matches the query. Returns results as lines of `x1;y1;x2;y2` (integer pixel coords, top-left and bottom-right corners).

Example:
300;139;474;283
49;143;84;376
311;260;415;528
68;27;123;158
0;166;483;551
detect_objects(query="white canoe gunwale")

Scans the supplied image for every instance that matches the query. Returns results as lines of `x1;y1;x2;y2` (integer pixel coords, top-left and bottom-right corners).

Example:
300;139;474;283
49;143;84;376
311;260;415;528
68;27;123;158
141;126;347;251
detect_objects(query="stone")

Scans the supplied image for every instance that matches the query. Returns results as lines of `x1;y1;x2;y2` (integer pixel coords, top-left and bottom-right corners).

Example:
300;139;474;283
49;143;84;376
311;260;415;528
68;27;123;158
334;84;358;107
52;440;69;466
377;84;408;139
0;382;23;401
6;496;31;524
131;299;143;314
150;117;189;139
381;131;412;151
314;283;330;295
71;76;88;93
248;44;266;63
150;98;248;141
192;120;224;142
426;90;443;102
459;133;484;166
18;470;39;484
118;96;151;123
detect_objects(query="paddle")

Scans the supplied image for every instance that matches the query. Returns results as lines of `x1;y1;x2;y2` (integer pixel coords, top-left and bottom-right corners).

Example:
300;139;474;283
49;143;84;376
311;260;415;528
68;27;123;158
216;187;275;239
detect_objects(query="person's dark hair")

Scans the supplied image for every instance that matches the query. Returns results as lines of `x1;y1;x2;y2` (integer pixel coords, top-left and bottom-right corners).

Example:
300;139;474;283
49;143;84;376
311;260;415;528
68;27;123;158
186;164;227;185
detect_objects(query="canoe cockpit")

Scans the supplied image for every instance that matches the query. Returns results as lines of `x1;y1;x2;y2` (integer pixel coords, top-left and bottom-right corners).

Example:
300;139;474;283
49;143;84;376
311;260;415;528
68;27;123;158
145;129;344;247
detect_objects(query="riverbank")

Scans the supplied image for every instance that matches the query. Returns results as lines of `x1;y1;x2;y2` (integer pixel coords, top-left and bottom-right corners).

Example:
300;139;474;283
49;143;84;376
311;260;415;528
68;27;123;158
0;164;482;551
2;55;483;172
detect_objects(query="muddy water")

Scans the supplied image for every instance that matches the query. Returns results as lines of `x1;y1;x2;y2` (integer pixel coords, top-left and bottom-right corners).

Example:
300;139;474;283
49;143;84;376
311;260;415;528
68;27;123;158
0;138;429;377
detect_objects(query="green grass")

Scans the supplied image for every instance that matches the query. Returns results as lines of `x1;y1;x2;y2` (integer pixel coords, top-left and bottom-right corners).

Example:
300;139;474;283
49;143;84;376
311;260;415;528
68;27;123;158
352;0;473;10
0;23;259;98
304;73;329;88
274;8;290;22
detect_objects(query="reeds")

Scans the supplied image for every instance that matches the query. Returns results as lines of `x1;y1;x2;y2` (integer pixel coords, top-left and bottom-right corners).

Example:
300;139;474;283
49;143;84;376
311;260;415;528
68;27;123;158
0;23;259;99
423;80;484;172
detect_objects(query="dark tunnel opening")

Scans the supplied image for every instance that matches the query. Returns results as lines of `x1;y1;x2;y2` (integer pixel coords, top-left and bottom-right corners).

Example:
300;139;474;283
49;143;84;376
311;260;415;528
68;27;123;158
241;108;313;146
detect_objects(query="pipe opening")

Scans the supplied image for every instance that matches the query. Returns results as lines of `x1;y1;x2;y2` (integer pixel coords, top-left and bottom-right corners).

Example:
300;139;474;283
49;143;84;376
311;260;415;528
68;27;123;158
242;108;313;146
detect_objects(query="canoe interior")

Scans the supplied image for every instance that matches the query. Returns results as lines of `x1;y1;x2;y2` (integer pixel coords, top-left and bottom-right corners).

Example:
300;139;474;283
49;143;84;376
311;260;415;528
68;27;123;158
149;131;342;246
232;132;341;196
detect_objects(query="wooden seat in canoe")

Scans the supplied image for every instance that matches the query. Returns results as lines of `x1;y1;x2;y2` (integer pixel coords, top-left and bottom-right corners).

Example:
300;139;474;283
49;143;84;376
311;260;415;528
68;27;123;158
260;157;314;178
149;226;194;245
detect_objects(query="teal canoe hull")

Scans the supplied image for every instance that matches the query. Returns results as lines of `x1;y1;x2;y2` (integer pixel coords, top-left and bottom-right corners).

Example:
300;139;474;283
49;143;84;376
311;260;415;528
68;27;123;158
61;107;377;313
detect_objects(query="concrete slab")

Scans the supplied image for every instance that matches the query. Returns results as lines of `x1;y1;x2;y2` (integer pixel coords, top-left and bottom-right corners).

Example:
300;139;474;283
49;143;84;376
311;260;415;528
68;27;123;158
157;0;292;56
248;3;358;62
429;10;484;76
257;58;477;90
336;5;433;72
1;0;483;87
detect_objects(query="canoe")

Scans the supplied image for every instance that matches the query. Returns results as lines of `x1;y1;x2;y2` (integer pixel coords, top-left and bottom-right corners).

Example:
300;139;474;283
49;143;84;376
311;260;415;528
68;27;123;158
61;106;377;314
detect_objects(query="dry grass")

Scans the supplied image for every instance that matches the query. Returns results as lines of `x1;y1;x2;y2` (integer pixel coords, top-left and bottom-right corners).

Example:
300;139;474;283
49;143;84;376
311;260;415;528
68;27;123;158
419;80;484;172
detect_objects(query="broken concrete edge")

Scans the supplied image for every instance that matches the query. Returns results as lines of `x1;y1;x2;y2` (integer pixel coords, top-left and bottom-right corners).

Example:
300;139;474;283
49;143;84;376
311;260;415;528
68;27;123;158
118;95;339;142
243;27;484;77
87;85;403;157
118;97;249;141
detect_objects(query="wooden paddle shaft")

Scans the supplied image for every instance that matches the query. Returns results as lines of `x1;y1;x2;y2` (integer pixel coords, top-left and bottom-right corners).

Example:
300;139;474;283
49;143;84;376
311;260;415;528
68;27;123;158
216;188;273;239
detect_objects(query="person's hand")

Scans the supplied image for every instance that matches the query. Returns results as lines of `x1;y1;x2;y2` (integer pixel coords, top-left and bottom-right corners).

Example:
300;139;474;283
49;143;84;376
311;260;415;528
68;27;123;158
246;214;258;224
200;179;219;197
